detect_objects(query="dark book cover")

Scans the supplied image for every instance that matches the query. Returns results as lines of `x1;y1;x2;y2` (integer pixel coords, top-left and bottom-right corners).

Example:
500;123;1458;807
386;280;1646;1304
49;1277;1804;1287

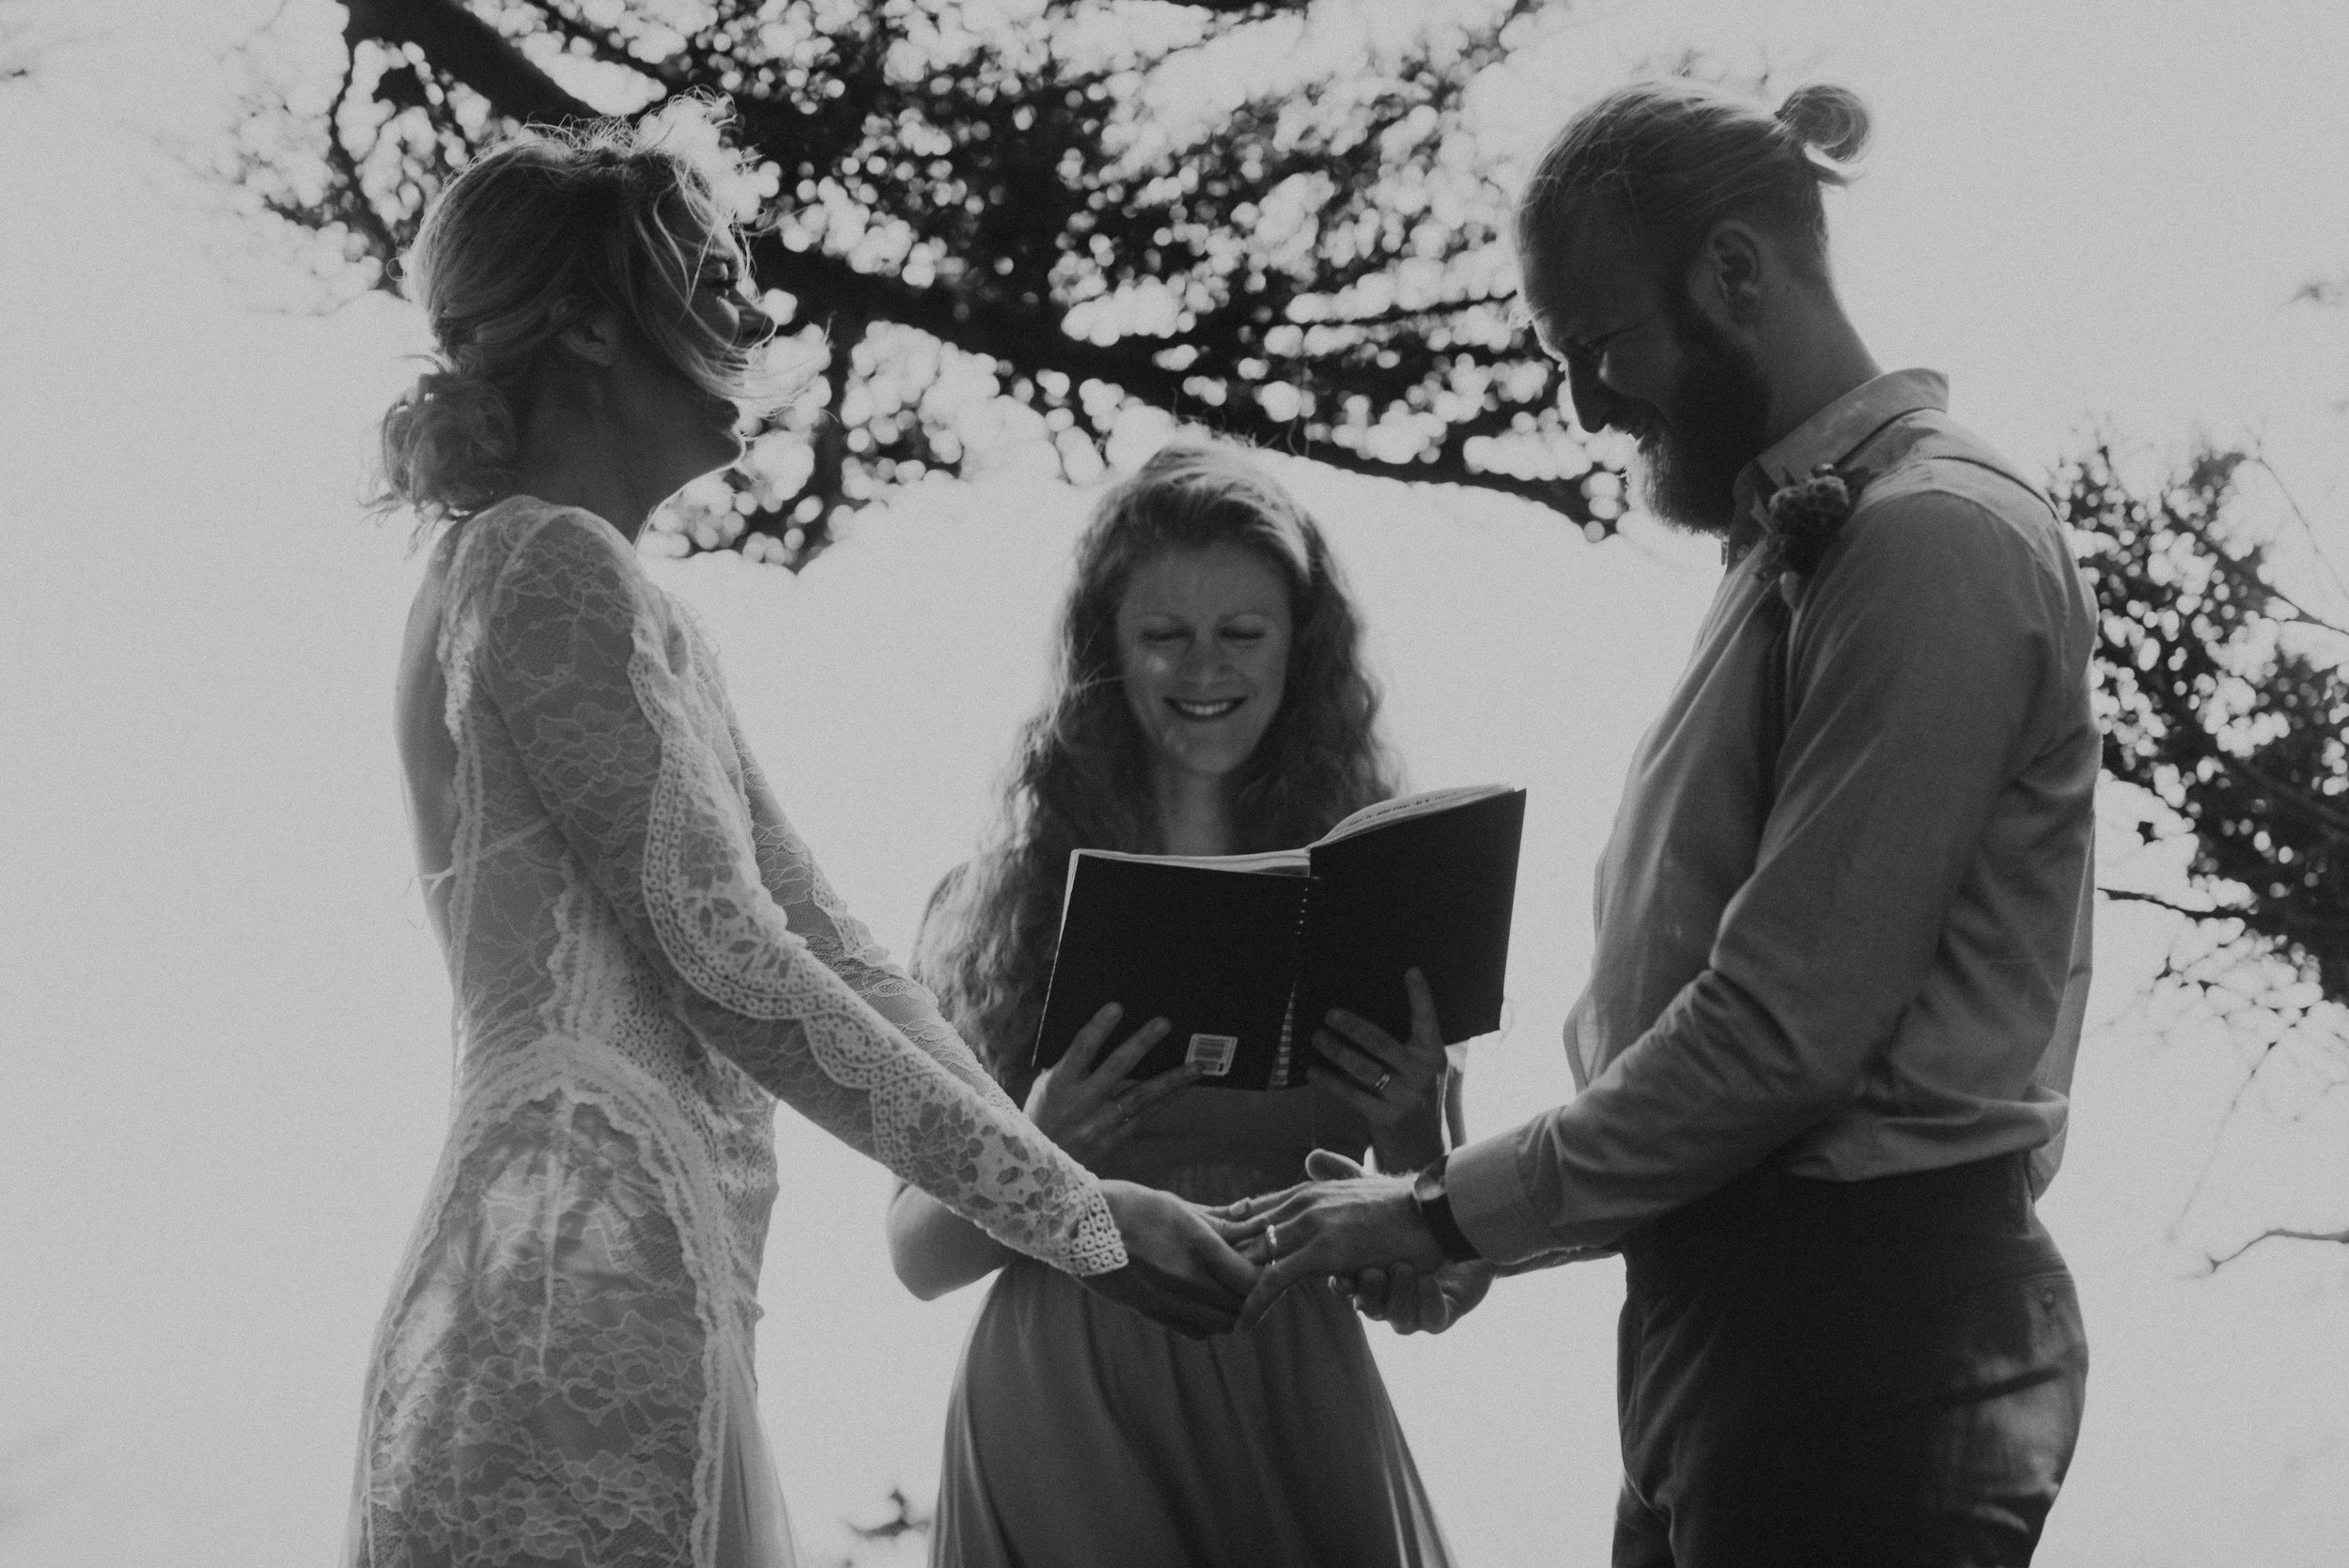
1293;787;1525;1065
1030;856;1312;1092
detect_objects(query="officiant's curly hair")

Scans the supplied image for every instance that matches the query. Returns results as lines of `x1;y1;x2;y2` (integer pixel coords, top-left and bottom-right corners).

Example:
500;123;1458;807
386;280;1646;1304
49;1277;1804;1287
917;444;1399;1094
373;104;788;528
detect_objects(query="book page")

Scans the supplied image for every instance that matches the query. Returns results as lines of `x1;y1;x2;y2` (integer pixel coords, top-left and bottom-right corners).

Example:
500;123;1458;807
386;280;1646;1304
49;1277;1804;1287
1315;783;1517;846
1071;846;1312;875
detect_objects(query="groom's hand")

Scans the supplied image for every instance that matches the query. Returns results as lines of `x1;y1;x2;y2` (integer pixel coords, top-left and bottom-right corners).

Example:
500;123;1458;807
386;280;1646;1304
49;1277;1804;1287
1085;1180;1260;1338
1284;1150;1493;1335
1223;1150;1444;1330
1338;1258;1496;1335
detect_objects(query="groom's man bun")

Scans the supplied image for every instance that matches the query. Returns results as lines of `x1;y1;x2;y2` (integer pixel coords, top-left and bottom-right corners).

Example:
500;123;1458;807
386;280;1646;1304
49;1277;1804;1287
1516;78;1873;293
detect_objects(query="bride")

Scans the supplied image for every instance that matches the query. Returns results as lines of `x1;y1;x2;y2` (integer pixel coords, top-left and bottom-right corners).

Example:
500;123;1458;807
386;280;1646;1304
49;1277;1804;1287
345;114;1253;1568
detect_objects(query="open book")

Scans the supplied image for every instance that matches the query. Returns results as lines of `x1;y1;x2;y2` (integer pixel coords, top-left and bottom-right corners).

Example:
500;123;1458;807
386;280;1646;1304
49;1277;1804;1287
1031;785;1526;1091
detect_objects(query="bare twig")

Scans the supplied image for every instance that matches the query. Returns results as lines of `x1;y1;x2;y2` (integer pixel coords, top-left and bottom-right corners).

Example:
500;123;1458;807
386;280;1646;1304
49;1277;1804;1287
2202;1224;2349;1268
2101;887;2230;920
2244;442;2349;621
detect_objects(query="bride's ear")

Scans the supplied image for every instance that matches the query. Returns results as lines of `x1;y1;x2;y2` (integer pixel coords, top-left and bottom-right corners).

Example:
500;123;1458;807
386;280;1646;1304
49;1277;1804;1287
553;309;622;368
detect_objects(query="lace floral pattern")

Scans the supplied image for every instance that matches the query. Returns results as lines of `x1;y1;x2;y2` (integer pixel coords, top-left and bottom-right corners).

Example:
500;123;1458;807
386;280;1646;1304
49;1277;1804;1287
349;499;1120;1568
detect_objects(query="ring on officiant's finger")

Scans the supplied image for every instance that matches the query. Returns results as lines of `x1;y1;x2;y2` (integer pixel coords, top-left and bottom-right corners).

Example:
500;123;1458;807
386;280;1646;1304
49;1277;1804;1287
1373;1070;1394;1094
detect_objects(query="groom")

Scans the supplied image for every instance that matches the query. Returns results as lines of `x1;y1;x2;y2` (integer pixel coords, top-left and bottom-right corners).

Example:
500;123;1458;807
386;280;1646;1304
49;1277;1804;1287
1236;79;2096;1563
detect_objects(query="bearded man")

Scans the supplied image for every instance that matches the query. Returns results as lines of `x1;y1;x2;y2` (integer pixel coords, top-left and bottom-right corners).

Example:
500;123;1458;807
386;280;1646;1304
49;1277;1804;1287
1230;78;2096;1565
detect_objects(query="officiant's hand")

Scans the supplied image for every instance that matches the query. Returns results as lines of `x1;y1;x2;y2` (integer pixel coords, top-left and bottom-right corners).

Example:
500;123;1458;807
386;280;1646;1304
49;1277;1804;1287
1088;1180;1260;1338
1308;969;1447;1155
1027;1003;1200;1168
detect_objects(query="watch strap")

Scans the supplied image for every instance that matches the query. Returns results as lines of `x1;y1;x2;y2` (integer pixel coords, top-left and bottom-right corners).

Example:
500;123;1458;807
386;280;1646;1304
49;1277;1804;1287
1413;1158;1480;1264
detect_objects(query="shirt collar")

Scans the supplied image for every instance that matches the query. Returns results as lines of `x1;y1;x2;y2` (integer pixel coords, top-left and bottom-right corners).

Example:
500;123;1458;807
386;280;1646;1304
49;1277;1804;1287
1726;368;1950;557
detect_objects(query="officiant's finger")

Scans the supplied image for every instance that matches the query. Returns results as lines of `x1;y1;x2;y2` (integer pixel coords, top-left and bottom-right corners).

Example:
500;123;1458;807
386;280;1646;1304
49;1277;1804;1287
1063;1001;1127;1077
1095;1016;1174;1087
1304;1054;1387;1119
1083;1056;1196;1145
1317;1011;1408;1081
1403;968;1443;1044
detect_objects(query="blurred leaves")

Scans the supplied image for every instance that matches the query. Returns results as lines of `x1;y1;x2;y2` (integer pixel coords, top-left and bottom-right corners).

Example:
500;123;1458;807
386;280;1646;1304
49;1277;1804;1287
225;0;1621;565
2060;436;2349;1260
2062;440;2349;1006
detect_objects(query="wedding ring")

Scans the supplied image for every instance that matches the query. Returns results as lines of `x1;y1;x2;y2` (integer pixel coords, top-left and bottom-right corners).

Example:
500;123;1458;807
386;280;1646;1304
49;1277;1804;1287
1373;1070;1394;1094
1267;1222;1282;1259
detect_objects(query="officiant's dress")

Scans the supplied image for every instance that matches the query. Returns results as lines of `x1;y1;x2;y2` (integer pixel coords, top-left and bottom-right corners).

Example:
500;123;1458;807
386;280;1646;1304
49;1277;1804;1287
347;497;1127;1568
930;1086;1455;1568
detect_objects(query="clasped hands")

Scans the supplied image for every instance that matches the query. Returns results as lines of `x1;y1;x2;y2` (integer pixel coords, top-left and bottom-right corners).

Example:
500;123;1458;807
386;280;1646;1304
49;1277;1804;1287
1067;972;1489;1339
1098;1151;1493;1339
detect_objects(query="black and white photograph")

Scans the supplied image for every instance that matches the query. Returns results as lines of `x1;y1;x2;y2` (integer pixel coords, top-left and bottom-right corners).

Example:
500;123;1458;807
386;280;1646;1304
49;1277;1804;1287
2;0;2344;1563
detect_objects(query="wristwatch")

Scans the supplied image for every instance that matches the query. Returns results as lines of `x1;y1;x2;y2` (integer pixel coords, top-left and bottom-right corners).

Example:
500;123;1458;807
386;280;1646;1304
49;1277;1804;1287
1411;1157;1480;1264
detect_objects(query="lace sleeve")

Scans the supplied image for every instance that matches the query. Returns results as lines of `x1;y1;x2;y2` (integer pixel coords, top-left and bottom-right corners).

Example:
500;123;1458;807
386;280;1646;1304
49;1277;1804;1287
472;507;1125;1277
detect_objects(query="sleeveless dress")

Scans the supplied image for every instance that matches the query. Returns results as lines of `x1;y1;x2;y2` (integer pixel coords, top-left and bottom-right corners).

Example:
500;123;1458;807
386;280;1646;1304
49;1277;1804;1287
926;1010;1455;1565
347;497;1126;1568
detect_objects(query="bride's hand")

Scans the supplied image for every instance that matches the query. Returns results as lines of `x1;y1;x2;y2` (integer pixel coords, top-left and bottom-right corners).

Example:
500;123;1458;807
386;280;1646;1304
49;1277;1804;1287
1083;1180;1260;1338
1025;1002;1199;1168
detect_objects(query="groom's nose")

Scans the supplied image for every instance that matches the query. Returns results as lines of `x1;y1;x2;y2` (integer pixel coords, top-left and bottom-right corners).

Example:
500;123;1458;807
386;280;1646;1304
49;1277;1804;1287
1565;356;1627;436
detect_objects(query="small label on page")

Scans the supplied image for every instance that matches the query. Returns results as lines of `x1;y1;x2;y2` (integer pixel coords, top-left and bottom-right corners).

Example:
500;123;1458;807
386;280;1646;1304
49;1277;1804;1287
1186;1033;1238;1077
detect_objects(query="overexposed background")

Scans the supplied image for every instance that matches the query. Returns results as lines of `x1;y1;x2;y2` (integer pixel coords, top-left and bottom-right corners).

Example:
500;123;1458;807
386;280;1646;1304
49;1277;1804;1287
4;1;2347;1564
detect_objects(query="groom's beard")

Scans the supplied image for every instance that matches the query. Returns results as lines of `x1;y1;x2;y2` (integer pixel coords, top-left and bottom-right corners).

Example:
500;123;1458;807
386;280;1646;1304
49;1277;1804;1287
1626;309;1772;536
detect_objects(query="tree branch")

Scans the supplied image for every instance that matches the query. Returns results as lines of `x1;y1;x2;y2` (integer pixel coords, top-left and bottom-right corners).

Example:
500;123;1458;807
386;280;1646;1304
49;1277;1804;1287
333;0;1595;524
2100;887;2232;920
342;0;597;125
744;234;1591;520
2203;1223;2349;1268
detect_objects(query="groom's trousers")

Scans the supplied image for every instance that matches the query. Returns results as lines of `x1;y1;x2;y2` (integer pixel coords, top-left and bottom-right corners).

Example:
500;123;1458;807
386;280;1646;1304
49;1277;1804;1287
1610;1151;2088;1568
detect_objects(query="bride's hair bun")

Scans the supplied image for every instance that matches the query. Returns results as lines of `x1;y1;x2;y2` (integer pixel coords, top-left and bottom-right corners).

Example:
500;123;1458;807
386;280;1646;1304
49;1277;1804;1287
1776;83;1872;170
378;359;521;525
370;102;792;529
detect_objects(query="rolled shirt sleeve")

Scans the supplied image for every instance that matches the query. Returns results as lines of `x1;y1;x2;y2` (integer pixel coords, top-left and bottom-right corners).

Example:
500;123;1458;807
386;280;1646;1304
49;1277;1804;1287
1450;479;2087;1263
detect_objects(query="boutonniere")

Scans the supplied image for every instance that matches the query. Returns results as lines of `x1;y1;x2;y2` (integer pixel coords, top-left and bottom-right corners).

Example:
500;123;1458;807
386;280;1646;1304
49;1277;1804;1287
1757;461;1874;608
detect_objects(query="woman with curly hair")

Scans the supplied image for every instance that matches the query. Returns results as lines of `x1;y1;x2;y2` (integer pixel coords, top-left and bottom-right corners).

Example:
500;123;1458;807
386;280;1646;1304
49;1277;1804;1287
889;443;1462;1568
349;116;1253;1568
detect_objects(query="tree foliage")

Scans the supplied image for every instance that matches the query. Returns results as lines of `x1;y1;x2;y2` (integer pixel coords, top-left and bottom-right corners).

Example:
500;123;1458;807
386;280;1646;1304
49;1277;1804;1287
229;0;1619;564
2059;438;2349;1261
2061;442;2349;1004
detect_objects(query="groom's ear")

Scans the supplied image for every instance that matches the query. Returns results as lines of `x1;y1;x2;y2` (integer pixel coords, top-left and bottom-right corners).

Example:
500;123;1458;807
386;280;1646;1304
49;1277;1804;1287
1684;219;1768;334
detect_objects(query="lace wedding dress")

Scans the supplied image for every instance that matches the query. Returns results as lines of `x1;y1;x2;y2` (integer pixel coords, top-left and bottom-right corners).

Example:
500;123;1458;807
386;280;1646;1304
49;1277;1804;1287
346;497;1126;1568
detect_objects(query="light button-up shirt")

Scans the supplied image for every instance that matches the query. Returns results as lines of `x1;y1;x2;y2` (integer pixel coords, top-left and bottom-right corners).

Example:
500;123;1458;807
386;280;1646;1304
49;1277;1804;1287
1450;370;2099;1262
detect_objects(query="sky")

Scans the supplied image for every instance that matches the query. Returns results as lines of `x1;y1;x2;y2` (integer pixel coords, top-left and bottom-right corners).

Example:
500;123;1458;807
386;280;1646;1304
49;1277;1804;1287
3;1;2348;1565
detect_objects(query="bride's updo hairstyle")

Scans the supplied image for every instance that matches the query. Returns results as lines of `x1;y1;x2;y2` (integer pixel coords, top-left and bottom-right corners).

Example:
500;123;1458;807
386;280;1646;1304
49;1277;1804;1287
1516;79;1872;295
916;443;1399;1092
376;110;777;525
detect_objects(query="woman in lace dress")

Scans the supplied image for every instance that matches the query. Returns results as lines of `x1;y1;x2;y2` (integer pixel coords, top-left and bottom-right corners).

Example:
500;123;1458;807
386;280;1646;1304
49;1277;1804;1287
346;117;1254;1568
889;444;1467;1568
